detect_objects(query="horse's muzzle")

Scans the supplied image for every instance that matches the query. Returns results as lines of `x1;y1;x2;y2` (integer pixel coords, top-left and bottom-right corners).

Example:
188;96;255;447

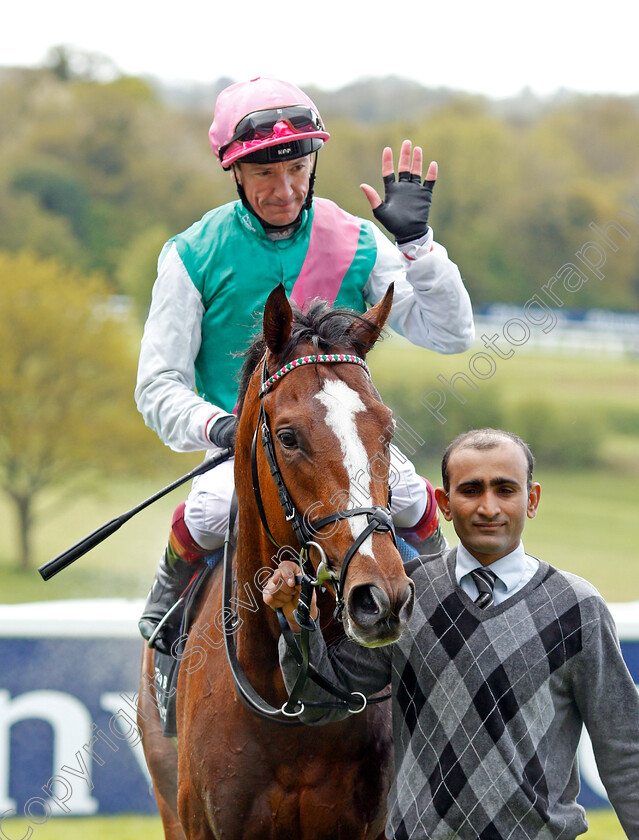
346;580;415;646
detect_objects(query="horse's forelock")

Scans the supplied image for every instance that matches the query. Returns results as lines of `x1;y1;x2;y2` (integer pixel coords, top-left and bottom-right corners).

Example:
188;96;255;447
235;298;374;417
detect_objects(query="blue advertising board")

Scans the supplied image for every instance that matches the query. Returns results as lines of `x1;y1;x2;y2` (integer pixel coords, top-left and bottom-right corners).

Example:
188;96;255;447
0;599;637;823
0;601;156;825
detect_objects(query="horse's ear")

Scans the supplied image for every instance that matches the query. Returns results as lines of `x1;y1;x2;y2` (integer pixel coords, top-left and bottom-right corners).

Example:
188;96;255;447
348;282;394;355
263;283;293;356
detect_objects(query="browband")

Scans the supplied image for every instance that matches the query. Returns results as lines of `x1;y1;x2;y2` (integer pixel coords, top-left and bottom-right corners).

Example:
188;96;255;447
259;353;370;397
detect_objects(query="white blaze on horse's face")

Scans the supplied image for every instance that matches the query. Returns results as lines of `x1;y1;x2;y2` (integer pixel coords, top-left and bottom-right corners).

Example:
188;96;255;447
315;379;375;559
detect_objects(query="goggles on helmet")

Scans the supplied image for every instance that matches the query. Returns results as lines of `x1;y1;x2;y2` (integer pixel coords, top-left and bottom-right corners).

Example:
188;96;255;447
218;106;323;163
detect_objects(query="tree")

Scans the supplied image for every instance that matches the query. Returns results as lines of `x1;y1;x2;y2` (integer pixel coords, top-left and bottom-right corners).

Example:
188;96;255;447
0;250;171;569
116;223;171;321
44;45;120;83
2;66;639;311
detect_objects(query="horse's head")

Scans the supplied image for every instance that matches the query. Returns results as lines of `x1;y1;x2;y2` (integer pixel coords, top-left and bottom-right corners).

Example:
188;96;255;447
237;283;415;647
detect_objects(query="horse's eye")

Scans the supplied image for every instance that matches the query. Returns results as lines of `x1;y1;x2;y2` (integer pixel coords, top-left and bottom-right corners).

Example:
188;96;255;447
277;429;298;450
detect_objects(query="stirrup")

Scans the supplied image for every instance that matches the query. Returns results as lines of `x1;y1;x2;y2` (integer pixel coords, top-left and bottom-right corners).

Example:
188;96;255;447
147;596;186;650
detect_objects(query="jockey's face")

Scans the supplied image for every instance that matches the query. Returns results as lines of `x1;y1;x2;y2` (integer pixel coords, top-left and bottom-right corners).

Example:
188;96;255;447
235;156;312;227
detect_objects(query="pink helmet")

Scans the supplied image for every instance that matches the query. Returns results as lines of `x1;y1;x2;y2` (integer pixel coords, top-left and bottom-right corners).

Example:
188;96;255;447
209;76;330;169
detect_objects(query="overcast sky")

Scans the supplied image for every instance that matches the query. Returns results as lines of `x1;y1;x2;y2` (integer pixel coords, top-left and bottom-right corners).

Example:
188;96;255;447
3;0;637;98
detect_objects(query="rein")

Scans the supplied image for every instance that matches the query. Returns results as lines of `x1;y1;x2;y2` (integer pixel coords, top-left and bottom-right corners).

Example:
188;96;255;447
223;351;395;722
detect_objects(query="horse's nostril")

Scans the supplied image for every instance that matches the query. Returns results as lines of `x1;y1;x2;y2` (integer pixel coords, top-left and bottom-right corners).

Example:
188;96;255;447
356;588;380;615
396;581;415;622
349;585;390;627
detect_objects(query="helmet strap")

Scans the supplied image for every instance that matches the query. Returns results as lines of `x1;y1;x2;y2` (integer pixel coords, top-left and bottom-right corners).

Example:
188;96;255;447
304;152;319;212
231;163;250;210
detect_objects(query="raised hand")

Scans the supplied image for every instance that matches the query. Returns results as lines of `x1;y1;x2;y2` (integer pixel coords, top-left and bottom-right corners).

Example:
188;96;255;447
361;139;437;244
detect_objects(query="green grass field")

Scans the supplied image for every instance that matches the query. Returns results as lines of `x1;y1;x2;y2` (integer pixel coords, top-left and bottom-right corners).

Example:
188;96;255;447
0;477;185;603
368;337;639;423
0;810;627;839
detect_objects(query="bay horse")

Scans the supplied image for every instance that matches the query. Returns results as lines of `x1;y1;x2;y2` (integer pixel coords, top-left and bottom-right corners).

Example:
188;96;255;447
139;283;415;839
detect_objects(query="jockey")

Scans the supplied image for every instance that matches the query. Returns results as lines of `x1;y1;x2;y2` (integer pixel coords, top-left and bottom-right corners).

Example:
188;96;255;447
135;76;475;653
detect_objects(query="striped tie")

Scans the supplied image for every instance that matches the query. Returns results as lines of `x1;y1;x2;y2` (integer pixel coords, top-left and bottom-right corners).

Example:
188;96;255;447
470;568;498;609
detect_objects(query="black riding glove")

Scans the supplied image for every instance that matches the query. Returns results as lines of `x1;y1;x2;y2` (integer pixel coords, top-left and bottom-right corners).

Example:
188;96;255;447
208;414;238;450
372;171;436;245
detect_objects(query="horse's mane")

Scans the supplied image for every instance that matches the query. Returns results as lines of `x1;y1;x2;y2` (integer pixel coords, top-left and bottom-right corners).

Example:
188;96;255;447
235;297;381;417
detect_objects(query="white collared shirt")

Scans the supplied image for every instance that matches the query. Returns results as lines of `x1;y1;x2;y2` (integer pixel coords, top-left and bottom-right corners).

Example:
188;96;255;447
456;542;539;605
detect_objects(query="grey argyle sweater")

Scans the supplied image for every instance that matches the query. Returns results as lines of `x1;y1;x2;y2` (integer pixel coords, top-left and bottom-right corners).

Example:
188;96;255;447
279;549;639;839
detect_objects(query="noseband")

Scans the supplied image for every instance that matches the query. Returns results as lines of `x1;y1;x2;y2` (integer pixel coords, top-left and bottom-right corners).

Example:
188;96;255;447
251;352;397;622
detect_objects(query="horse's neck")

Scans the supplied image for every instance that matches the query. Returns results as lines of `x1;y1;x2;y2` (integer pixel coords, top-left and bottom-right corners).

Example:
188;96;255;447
233;511;284;660
231;368;298;687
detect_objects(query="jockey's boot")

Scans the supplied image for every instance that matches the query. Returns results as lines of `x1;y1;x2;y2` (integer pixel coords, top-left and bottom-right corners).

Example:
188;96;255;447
405;521;448;556
138;550;194;655
397;479;448;558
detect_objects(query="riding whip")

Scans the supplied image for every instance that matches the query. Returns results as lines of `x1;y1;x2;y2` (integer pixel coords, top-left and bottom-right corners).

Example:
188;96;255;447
37;448;233;581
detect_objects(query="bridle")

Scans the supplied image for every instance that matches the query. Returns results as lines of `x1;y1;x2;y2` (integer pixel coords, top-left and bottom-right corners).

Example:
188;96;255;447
251;352;397;622
223;351;396;723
